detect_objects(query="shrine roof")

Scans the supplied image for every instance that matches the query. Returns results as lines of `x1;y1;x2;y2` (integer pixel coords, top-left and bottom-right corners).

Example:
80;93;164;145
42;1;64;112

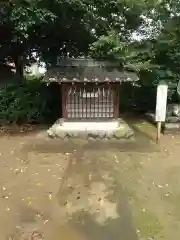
44;58;138;83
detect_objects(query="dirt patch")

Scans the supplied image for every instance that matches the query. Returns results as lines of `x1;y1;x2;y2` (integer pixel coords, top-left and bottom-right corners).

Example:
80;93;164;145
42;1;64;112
0;122;180;239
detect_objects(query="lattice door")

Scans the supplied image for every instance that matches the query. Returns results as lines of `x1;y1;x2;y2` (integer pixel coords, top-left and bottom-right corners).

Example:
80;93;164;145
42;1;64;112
64;84;118;119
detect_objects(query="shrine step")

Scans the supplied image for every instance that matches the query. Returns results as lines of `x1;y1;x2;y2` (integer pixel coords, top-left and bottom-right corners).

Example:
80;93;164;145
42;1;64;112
47;119;134;140
163;122;180;134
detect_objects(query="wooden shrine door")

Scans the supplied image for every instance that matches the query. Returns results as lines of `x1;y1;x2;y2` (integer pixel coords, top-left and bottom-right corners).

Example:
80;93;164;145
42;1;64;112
62;84;119;119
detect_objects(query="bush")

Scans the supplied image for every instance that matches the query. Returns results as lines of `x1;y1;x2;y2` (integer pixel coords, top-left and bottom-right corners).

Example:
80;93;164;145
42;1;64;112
119;82;157;113
0;79;60;124
1;78;176;125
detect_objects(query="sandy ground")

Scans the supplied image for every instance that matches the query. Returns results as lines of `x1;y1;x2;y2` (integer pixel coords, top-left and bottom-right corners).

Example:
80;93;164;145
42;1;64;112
0;121;180;240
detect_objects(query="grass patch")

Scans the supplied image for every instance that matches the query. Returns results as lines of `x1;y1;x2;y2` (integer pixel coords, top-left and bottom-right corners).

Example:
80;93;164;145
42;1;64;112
134;209;163;238
126;189;163;238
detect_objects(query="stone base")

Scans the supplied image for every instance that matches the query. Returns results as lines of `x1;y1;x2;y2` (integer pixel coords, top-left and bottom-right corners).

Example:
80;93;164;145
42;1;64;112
166;116;180;123
47;118;134;140
163;122;180;134
145;112;180;134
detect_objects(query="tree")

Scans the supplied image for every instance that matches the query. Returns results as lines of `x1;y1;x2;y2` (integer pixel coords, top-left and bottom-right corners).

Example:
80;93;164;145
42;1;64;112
137;1;180;86
0;0;160;79
2;0;180;85
90;0;180;87
0;0;55;81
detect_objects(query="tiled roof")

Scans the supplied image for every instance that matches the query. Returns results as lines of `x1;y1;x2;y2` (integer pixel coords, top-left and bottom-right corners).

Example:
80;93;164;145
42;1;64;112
44;58;138;83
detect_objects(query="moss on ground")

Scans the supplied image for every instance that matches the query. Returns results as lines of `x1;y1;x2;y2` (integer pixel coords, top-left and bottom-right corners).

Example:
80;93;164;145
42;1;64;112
134;210;163;238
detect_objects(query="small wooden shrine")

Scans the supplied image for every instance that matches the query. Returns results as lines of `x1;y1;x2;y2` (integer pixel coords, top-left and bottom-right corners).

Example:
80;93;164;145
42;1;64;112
45;58;138;121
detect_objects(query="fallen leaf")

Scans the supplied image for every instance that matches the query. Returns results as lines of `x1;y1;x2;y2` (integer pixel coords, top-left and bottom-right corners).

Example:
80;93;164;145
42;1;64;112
30;231;44;239
99;198;104;205
27;197;32;205
14;169;20;174
142;208;146;212
36;213;41;218
89;174;92;180
56;164;61;167
48;193;52;200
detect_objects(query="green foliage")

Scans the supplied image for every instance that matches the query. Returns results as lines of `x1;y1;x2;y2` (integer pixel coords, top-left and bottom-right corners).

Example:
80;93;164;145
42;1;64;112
152;16;180;82
90;32;159;74
90;31;128;63
0;79;60;124
0;0;158;69
90;1;180;88
2;0;180;120
119;83;156;113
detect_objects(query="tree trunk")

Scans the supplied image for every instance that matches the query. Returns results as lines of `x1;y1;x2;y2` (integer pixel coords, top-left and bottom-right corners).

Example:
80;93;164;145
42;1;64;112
14;55;24;83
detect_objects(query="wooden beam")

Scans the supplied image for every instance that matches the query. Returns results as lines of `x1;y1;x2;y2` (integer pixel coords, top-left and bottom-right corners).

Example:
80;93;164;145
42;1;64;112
62;84;68;119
